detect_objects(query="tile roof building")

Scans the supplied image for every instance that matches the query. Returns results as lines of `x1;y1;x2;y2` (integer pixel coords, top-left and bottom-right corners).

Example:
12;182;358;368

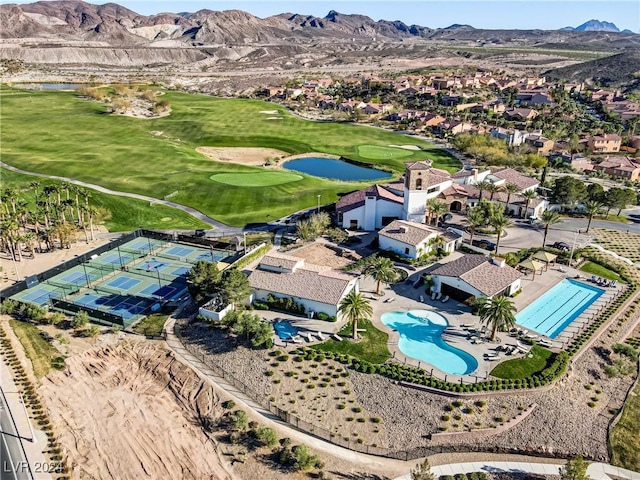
424;254;522;299
248;253;359;318
378;220;461;259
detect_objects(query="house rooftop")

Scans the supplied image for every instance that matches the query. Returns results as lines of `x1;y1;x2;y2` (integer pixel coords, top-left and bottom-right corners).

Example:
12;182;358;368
248;265;356;305
336;185;403;213
490;168;539;191
425;254;522;297
379;220;459;247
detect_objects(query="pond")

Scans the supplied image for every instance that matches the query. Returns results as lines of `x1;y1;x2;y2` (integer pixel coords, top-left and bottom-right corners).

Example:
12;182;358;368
282;157;392;181
14;83;83;91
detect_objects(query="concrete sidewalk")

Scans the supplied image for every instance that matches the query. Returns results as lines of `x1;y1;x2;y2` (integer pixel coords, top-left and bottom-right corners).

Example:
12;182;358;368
393;461;640;480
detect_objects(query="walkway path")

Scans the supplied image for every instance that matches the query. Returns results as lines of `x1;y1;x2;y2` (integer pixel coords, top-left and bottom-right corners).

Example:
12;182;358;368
393;461;640;480
0;161;237;232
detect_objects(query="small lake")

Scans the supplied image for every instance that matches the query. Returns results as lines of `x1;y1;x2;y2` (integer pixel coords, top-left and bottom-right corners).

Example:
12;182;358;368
14;83;82;91
283;157;392;181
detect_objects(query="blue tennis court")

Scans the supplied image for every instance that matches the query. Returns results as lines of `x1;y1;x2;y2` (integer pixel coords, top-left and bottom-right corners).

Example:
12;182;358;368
140;284;177;298
94;252;134;266
171;267;191;276
18;287;62;305
107;277;142;290
166;246;195;257
136;260;168;271
61;271;92;285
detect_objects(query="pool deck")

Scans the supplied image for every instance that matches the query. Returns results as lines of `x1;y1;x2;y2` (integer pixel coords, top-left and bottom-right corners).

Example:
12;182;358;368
257;257;626;385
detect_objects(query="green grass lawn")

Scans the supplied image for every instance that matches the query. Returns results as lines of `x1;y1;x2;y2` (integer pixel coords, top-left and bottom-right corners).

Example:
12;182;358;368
8;318;64;378
1;168;209;232
131;313;168;337
610;381;640;472
579;261;621;281
312;318;390;364
490;345;552;379
357;144;415;160
0;86;460;226
210;171;303;187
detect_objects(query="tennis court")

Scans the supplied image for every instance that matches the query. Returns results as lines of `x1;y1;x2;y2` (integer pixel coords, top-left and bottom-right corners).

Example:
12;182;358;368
73;292;158;322
92;251;136;267
12;284;63;306
106;276;142;291
155;243;232;265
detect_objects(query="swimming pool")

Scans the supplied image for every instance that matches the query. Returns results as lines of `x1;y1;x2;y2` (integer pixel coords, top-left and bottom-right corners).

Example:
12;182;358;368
381;310;478;375
516;279;604;339
273;320;299;340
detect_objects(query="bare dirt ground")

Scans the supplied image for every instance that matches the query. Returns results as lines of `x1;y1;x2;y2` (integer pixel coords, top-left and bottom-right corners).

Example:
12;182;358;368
39;341;239;480
289;242;358;269
196;146;290;167
0;228;110;289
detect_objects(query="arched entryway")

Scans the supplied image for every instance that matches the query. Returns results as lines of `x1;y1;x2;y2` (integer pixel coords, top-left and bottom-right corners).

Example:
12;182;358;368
449;201;463;212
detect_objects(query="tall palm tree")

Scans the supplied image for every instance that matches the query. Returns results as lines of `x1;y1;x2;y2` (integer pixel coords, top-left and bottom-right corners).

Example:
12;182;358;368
476;295;516;341
363;256;397;295
463;205;486;246
29;181;40;208
540;210;561;247
431;201;449;226
521;190;538;219
503;183;520;214
338;290;373;340
584;200;603;233
488;212;512;254
486;183;501;201
476;180;492;201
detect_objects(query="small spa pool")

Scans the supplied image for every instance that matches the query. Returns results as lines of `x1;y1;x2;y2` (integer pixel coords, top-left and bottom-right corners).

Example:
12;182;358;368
381;310;478;375
273;320;299;340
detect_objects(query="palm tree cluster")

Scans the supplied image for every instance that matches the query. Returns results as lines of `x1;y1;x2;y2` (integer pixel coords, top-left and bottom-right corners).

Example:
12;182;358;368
463;200;513;254
0;181;101;266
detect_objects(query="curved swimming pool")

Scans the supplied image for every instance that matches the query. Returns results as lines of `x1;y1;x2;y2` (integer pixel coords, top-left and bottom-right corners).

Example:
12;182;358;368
381;310;478;375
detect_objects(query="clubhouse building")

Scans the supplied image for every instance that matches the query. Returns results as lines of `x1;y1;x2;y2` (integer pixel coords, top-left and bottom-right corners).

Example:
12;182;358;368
336;161;547;230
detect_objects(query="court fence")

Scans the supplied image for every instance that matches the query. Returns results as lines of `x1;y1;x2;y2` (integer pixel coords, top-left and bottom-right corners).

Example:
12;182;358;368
50;298;125;326
174;324;577;462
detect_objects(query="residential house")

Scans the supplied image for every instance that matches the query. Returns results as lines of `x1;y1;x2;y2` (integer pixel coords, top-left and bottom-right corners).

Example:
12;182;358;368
549;152;593;172
336;184;403;230
424;254;522;301
504;107;539;121
594;156;640;181
524;134;554;154
487;167;540;192
491;127;526;147
588;134;621;153
516;91;553;106
439;121;473;135
378;220;461;259
422;113;446;127
248;253;359;318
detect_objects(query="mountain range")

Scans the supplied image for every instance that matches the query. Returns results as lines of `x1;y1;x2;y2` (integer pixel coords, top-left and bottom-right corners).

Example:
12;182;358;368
0;1;637;45
561;19;634;34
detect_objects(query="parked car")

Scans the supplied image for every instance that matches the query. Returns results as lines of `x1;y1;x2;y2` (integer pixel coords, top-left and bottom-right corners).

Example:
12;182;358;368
552;241;570;251
472;239;497;251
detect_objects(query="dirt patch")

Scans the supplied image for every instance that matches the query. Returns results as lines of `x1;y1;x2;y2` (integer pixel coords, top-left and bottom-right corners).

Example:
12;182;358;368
196;146;289;167
39;341;237;480
289;242;358;269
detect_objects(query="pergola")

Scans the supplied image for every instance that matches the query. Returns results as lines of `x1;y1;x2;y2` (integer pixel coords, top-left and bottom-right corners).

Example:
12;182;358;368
518;258;546;280
533;251;558;271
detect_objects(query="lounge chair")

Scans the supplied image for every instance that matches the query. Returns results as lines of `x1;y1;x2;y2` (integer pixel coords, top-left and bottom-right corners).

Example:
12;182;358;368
431;292;437;300
384;297;395;303
441;295;449;303
435;292;442;300
291;336;302;344
611;280;617;288
419;295;424;303
306;332;314;342
331;334;343;342
525;333;538;340
316;331;325;341
591;275;597;282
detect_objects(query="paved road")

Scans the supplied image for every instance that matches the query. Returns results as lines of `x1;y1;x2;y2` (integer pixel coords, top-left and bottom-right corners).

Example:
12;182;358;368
0;390;31;480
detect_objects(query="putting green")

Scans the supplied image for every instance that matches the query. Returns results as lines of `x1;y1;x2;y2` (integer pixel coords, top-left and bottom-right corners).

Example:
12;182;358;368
210;171;303;187
357;145;415;160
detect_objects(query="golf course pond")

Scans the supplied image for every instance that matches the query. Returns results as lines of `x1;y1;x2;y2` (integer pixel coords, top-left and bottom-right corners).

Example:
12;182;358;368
282;157;393;181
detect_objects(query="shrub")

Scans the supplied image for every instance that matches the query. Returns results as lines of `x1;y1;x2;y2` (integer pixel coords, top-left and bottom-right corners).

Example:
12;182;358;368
255;426;278;448
370;417;381;423
222;400;236;409
71;311;89;329
291;444;321;471
231;410;248;430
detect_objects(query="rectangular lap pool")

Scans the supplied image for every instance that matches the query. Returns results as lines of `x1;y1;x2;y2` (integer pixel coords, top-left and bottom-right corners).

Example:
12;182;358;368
516;279;604;339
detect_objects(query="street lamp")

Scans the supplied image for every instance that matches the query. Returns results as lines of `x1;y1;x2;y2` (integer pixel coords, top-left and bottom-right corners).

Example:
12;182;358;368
568;230;580;267
317;194;321;214
154;265;162;288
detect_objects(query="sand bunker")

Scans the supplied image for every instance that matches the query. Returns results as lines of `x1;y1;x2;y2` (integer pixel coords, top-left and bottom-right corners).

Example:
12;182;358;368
39;342;237;480
196;146;289;166
259;110;279;114
388;144;421;150
266;117;283;120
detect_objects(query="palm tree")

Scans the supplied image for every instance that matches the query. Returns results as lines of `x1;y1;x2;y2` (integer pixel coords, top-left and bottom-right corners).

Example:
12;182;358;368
486;183;501;201
584;200;603;233
363;256;397;295
521;190;538;219
488;212;512;254
428;234;446;253
540;210;561;247
425;198;440;226
29;181;40;208
463;205;485;246
431;201;449;226
476;180;492;201
338;290;373;340
476;295;517;341
503;183;520;214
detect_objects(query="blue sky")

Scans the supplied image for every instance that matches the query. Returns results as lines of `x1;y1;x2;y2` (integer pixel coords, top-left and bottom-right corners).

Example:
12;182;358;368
4;1;639;31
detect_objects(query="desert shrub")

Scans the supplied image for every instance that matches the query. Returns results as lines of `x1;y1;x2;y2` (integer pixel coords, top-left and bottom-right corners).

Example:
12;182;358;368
231;410;248;431
222;400;236;409
255;425;278;448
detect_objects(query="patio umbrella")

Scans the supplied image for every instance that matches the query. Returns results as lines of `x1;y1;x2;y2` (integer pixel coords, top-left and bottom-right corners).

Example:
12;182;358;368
533;251;557;271
518;258;545;280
